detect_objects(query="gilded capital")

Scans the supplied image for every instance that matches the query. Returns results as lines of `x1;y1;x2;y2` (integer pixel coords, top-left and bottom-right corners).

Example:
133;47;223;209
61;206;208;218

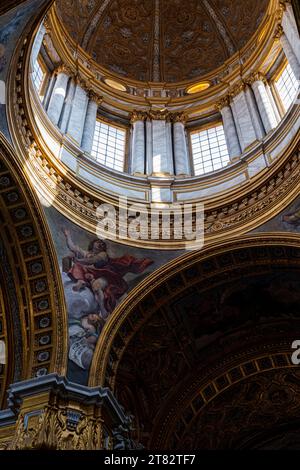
229;81;246;99
148;109;171;121
245;71;267;86
130;110;148;124
88;89;103;105
216;95;231;111
170;112;187;124
274;24;284;40
55;63;72;76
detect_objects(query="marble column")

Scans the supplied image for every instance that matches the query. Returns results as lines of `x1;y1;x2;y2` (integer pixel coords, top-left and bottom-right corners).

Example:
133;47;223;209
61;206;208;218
59;79;76;134
47;66;70;126
31;23;46;66
166;120;175;175
151;111;174;175
130;111;146;175
217;96;241;160
277;26;300;78
248;73;278;133
172;113;190;175
67;79;88;144
81;91;102;154
43;73;56;110
146;118;153;175
244;85;265;140
281;2;300;64
231;84;258;152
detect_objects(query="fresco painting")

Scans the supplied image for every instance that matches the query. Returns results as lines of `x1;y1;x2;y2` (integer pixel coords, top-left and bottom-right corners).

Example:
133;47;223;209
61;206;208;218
44;205;181;382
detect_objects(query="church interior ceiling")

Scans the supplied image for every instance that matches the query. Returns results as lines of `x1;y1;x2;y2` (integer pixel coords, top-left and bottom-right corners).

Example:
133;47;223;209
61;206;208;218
55;0;269;83
91;240;300;448
0;0;300;452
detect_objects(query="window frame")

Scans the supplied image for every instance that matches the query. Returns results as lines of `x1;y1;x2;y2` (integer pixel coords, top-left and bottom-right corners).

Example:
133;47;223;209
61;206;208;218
272;59;299;114
91;117;129;173
189;121;230;177
32;54;49;99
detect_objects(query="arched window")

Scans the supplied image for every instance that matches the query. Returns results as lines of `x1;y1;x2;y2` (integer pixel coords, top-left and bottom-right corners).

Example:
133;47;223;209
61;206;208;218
274;63;298;112
91;120;127;172
190;124;230;176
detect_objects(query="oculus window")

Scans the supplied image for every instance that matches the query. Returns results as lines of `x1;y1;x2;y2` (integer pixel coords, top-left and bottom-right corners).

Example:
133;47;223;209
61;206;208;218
91;120;126;172
190;124;230;176
275;63;298;112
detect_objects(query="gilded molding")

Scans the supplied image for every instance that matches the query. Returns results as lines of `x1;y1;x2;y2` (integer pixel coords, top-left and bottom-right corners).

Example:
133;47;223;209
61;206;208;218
274;24;284;39
9;407;103;450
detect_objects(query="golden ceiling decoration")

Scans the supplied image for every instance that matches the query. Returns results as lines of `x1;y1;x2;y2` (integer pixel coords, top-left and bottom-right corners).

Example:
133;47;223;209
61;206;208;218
55;0;270;83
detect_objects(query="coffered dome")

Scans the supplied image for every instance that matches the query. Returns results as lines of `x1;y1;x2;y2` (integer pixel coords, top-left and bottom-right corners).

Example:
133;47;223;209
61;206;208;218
55;0;270;83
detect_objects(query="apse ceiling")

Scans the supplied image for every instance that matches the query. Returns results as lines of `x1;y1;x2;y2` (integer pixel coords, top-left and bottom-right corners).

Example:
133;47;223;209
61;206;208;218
55;0;269;83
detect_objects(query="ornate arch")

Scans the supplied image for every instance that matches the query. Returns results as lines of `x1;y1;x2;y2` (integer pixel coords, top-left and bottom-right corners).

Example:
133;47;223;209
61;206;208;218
0;133;68;396
89;234;300;448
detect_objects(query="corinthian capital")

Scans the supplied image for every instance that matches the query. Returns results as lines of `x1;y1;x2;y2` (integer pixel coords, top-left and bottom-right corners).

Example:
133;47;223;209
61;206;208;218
88;89;103;105
170;112;187;124
229;81;246;99
245;71;267;86
147;109;171;121
55;63;73;76
130;110;148;124
216;95;231;111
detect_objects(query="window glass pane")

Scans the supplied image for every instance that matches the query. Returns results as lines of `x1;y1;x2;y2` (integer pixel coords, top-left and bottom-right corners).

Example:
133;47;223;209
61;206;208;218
33;59;45;97
92;120;126;171
275;63;299;112
190;125;230;176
